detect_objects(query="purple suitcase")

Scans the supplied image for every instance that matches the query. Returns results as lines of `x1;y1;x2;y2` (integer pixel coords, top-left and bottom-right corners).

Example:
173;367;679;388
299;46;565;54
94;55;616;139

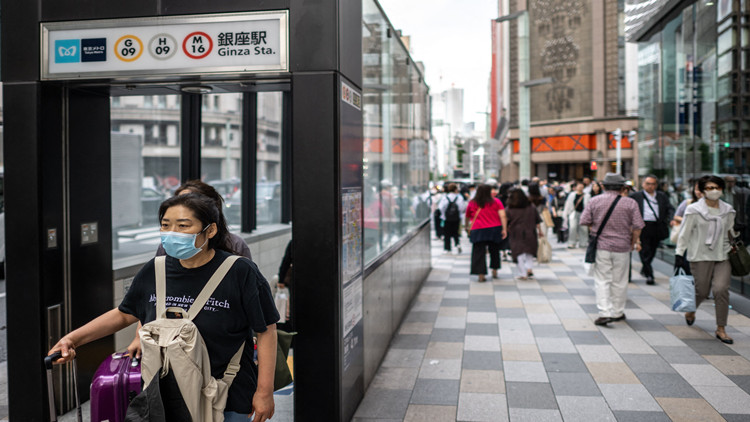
90;352;142;422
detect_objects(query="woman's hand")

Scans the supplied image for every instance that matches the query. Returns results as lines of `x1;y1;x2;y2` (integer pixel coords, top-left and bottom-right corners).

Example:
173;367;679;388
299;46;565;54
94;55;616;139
127;335;142;359
501;229;508;239
48;336;77;364
251;390;275;422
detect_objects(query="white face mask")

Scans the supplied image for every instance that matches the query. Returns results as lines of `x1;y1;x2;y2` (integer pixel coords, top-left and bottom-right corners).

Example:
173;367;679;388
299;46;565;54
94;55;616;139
705;190;722;201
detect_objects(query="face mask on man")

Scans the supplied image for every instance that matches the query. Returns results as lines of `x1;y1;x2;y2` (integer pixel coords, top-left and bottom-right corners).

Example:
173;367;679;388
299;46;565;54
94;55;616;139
705;190;722;201
160;224;210;260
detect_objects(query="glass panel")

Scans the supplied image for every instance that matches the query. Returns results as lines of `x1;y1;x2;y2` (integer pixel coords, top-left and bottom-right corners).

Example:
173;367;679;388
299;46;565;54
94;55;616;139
111;95;180;260
256;92;283;226
201;93;243;230
717;28;736;54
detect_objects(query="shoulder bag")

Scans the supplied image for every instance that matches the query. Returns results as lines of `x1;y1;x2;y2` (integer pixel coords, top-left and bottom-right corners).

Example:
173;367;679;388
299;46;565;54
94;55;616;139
728;231;750;276
585;196;621;263
466;206;481;236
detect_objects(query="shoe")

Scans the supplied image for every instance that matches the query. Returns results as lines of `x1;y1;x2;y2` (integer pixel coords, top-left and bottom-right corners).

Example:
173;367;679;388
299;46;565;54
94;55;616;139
646;277;655;285
527;271;534;278
478;274;486;282
567;245;576;249
458;246;462;254
685;312;695;326
516;276;528;281
611;314;626;322
492;269;498;279
594;317;612;326
716;331;734;344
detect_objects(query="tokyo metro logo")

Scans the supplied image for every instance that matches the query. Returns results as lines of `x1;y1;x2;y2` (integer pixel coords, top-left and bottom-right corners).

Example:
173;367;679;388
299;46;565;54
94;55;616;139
55;39;80;63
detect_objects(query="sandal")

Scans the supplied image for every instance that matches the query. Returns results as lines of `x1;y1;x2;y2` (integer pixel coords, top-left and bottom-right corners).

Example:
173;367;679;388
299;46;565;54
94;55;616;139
492;269;498;279
716;328;734;344
478;274;486;283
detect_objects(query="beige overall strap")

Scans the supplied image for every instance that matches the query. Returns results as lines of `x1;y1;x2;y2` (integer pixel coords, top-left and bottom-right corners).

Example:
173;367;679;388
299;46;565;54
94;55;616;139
187;255;241;320
154;256;167;317
222;342;246;385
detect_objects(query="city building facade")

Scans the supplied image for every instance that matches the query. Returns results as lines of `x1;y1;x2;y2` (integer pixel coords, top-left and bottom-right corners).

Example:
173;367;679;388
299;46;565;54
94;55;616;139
492;0;638;183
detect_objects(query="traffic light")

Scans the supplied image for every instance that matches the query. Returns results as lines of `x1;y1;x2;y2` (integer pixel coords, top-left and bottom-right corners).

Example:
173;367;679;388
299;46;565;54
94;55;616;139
590;160;597;171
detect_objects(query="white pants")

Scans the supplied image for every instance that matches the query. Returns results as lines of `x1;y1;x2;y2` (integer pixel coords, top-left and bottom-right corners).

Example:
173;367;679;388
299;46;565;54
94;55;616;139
515;253;534;277
593;249;630;318
568;212;589;247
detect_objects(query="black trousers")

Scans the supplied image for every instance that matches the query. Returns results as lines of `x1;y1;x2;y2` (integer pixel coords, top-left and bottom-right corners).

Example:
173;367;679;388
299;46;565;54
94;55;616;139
434;209;443;238
443;220;460;251
471;241;501;275
639;221;660;278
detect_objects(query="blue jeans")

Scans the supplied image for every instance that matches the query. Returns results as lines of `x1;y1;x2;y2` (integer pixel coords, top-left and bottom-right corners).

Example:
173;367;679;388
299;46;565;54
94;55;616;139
224;411;252;421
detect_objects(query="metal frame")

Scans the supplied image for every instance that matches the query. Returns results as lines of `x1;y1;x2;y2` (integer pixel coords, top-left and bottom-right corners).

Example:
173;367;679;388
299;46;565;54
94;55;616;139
40;11;289;80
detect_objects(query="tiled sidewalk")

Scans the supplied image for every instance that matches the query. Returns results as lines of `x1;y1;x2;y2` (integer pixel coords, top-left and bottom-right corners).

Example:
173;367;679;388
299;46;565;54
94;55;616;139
353;236;750;422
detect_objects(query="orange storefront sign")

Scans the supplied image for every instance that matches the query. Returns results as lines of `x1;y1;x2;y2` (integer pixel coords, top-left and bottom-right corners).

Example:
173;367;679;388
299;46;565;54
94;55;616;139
364;138;409;153
512;134;597;153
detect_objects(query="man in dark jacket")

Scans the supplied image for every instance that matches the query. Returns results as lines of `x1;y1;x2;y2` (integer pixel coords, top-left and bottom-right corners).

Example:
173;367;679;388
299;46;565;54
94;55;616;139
630;175;674;285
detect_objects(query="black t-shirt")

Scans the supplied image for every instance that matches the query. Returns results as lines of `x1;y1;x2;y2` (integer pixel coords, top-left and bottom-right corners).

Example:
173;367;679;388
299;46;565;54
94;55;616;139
118;249;280;413
575;194;584;212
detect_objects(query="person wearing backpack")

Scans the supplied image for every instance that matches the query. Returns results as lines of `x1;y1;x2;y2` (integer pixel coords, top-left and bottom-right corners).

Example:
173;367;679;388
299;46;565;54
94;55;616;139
48;193;280;422
438;183;466;254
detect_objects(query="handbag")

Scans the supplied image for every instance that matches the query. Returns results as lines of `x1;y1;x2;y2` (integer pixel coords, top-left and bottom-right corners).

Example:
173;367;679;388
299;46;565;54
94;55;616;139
669;268;696;312
274;330;296;391
537;237;552;263
669;222;681;244
585;196;621;263
541;207;554;228
728;231;750;277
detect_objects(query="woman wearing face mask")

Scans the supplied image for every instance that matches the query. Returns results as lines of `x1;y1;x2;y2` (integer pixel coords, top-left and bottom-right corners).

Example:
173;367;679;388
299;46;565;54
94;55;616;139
675;175;736;344
48;193;280;421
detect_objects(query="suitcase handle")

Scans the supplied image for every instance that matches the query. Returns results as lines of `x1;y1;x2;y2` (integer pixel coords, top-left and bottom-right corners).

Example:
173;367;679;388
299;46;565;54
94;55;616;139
45;351;63;370
44;352;82;422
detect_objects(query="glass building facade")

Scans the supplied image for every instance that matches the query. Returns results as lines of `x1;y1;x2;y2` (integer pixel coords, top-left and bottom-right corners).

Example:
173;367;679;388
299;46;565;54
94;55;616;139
362;0;431;264
636;0;750;296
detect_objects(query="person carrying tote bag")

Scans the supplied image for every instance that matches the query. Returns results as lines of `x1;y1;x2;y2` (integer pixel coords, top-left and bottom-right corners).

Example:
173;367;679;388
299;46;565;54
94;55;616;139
674;175;736;344
465;184;507;282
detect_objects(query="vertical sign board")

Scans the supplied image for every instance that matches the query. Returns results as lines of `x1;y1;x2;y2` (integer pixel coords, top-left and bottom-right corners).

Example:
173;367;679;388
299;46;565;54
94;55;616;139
340;78;364;419
41;11;288;80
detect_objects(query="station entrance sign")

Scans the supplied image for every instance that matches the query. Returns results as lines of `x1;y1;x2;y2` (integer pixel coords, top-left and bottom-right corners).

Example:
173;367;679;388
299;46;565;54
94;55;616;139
41;11;288;80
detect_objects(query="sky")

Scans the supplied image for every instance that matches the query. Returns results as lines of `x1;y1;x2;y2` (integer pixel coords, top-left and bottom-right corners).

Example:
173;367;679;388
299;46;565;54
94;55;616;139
377;0;498;130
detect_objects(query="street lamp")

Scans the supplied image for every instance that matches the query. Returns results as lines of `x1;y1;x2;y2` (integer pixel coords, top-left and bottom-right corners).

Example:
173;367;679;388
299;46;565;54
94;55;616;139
495;11;553;181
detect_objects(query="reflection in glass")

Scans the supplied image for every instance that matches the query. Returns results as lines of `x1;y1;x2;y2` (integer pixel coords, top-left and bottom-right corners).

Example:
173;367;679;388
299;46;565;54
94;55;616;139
111;95;180;260
257;92;283;226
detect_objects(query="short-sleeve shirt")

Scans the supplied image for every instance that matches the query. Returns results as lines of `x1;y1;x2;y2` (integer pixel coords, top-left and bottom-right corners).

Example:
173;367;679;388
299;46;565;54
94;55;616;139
580;191;645;253
466;198;505;230
119;249;280;413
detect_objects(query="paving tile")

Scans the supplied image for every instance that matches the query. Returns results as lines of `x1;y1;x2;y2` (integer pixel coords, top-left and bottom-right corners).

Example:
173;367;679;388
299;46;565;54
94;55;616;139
463;335;501;352
541;352;589;373
598;384;662;411
353;388;412;419
410;379;460;405
467;301;498;312
703;355;750;376
671;364;735;386
403;405;457;422
548;372;601;396
525;303;556;314
532;324;569;338
381;348;425;368
556;396;616;422
636;373;701;398
610;411;671;422
729;375;750;395
683;339;739;356
502;343;542;362
399;322;435;335
650;314;689;326
464;323;499;336
666;325;714;340
429;328;466;342
620;354;676;376
536;337;577;354
499;329;536;345
656;397;725;421
503;361;549;382
652;346;707;364
456;392;508;422
442;290;469;299
370;367;420;390
724;414;750;422
433;316;466;330
438;306;467;317
461;350;503;370
466;311;497;324
506;382;557;409
496;308;527;318
567;330;609;345
404;311;438;323
411;301;442;312
441;298;468;307
586;362;640;384
391;334;432;350
507;408;562;422
599;330;656;355
561;318;598;331
459;369;505;394
692;385;750;414
528;313;562;325
576;345;623;363
424;342;464;360
496;299;524;308
637;330;684;347
418;358;462;380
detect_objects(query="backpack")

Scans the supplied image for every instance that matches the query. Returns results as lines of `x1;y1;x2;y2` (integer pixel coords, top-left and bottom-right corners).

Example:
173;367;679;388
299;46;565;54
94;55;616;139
444;196;461;222
415;195;431;219
133;255;244;422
